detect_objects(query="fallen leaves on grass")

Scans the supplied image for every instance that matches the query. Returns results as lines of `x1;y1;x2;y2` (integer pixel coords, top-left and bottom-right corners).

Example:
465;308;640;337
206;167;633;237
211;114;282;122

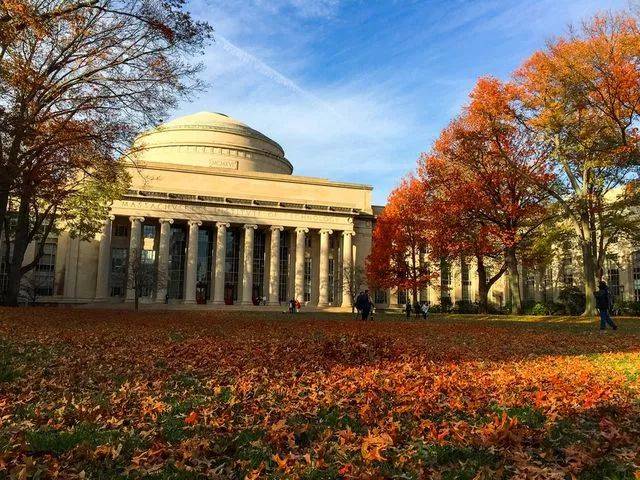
0;308;638;478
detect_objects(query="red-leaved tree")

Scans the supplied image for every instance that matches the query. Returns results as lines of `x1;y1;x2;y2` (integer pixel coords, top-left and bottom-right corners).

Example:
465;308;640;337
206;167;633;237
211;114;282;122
367;176;433;304
419;77;552;313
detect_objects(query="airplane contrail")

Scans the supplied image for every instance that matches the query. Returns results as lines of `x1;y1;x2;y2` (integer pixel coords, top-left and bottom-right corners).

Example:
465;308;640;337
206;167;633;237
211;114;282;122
216;34;342;119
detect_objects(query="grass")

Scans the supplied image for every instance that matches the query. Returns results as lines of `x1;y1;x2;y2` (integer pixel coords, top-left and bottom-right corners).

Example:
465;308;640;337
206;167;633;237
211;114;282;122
0;308;638;479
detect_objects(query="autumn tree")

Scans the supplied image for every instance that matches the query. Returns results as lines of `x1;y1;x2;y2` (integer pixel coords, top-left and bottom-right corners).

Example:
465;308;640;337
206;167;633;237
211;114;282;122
367;176;433;305
419;155;507;313
515;13;640;315
419;77;551;314
0;1;212;305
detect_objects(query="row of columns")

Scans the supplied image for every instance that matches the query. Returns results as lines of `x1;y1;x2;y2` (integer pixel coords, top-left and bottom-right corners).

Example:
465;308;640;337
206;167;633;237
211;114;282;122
94;216;355;307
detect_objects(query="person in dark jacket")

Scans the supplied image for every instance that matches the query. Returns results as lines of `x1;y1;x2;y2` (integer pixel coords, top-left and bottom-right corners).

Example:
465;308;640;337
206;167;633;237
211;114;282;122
405;301;411;319
594;281;618;331
360;290;374;321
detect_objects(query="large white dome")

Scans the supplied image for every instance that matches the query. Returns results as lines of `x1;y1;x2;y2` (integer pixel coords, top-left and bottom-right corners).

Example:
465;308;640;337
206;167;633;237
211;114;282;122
131;112;293;175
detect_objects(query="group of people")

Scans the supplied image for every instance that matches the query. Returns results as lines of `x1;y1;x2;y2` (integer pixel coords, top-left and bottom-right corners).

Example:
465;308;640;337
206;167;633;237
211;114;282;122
405;301;429;319
354;289;375;320
288;298;302;313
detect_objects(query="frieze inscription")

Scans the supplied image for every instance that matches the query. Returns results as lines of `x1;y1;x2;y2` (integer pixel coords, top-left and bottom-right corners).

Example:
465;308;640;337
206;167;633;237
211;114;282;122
115;200;352;225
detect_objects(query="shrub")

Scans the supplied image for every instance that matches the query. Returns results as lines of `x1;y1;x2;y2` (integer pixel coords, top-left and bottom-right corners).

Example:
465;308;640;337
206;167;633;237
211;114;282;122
522;300;537;314
558;286;586;315
454;300;479;314
440;297;453;313
613;300;640;316
531;303;547;315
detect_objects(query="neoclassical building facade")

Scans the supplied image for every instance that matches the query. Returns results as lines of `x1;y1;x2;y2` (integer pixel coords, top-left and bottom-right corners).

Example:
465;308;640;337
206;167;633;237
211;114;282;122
4;111;640;309
18;112;375;308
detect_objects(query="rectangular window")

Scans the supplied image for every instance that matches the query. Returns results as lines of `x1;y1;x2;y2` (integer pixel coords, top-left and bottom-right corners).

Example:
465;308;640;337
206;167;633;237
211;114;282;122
524;271;535;301
34;243;56;296
0;242;10;295
607;267;621;300
167;227;186;299
374;289;387;304
397;289;407;305
279;231;290;303
110;248;128;297
225;229;241;303
304;256;312;302
113;224;128;237
196;229;213;302
461;259;470;301
561;254;573;286
440;258;451;299
252;229;266;303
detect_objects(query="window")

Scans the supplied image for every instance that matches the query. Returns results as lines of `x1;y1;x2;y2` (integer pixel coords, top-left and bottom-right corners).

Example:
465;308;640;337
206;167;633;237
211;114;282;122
397;289;407;305
461;259;470;301
0;242;10;295
440;258;451;298
561;254;573;286
197;229;213;302
113;224;128;237
304;235;312;249
607;267;621;300
524;271;535;301
252;230;266;302
633;251;640;302
328;258;335;303
278;231;290;303
374;289;387;304
224;229;241;303
167;227;186;299
35;243;56;296
304;257;312;302
110;248;128;297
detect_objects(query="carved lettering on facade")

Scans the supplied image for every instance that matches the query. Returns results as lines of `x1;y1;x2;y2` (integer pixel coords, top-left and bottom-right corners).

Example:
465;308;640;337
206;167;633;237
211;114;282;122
115;200;351;226
209;159;238;169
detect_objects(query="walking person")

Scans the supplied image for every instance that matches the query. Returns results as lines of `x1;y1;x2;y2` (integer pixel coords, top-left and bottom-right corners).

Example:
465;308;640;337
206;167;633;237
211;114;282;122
595;281;618;332
405;301;412;319
360;289;374;321
421;301;429;319
354;291;364;320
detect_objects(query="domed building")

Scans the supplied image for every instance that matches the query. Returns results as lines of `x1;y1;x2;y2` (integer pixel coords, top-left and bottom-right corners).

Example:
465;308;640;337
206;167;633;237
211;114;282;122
51;112;377;307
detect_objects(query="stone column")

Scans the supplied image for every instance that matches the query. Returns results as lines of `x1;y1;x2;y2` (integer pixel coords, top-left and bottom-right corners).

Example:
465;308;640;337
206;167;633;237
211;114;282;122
213;222;230;304
155;218;173;303
94;215;115;301
241;224;257;305
125;216;145;301
294;227;308;302
318;229;333;307
268;226;284;305
184;220;202;304
342;231;355;308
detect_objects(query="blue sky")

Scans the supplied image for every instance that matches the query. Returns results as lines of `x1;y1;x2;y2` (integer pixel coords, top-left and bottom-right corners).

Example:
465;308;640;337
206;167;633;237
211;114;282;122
177;0;626;205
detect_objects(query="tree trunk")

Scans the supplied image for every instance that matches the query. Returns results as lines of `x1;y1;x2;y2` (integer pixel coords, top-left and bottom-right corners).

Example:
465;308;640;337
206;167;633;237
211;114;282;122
580;240;597;316
477;257;489;314
4;194;30;306
505;247;522;314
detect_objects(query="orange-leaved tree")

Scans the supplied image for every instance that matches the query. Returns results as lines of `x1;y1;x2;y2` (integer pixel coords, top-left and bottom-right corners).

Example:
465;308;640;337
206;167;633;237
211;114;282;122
419;77;552;314
367;176;433;305
515;12;640;315
420;152;507;313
